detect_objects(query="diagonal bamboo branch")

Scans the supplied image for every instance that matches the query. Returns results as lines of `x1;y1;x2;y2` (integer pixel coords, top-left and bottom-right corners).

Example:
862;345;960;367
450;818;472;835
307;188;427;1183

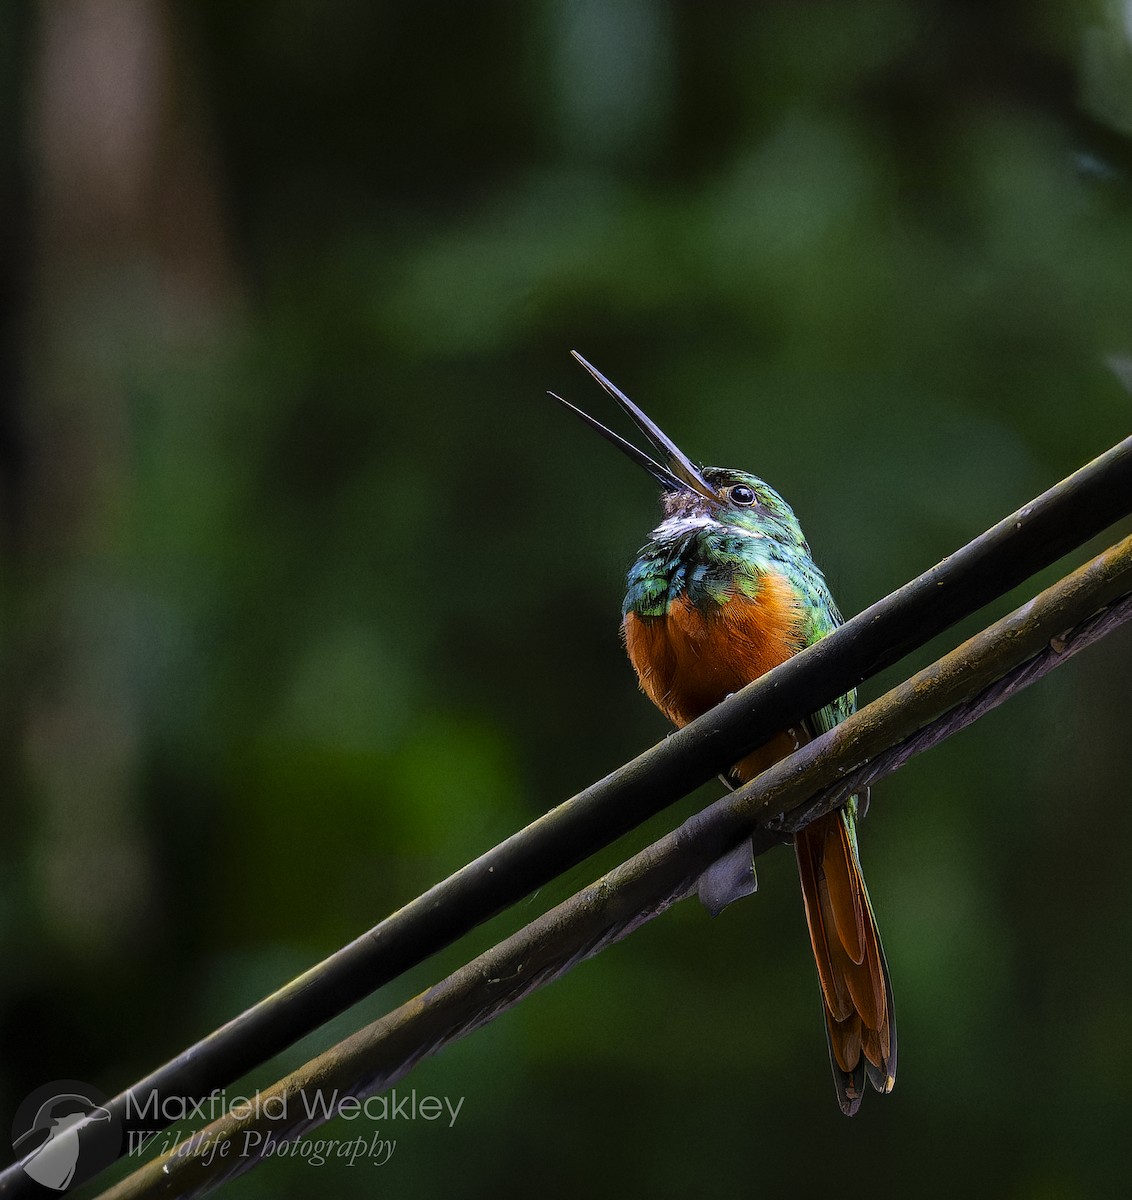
93;533;1132;1200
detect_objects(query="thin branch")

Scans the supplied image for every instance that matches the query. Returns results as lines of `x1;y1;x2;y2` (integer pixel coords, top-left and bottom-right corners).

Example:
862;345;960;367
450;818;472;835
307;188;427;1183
1;437;1130;1200
94;533;1132;1200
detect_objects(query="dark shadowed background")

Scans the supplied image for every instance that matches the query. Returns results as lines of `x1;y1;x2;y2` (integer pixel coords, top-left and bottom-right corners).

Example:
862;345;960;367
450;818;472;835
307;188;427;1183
2;2;1132;1197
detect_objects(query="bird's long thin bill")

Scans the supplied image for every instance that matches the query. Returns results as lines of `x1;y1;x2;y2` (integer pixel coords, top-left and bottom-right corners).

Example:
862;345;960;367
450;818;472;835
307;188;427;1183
568;350;717;501
547;392;689;493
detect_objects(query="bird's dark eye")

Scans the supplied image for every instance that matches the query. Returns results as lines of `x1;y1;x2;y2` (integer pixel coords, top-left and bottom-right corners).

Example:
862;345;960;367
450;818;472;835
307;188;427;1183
728;485;757;506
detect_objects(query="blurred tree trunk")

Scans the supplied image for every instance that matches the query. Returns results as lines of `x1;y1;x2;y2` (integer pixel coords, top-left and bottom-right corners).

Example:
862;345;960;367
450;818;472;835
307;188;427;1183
19;0;236;953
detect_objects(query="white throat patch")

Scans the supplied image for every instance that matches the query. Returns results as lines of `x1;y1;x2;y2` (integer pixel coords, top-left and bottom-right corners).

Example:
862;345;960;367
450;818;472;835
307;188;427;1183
652;514;767;541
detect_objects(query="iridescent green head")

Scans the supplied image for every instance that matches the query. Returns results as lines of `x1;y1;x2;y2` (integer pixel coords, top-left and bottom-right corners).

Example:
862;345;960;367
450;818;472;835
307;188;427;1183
657;466;809;553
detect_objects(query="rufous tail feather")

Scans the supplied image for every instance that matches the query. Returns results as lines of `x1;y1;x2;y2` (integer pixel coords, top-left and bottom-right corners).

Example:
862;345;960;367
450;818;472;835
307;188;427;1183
794;810;897;1115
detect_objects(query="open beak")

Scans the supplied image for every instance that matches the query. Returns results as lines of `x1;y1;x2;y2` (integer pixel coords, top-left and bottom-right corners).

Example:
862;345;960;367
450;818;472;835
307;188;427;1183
548;351;720;504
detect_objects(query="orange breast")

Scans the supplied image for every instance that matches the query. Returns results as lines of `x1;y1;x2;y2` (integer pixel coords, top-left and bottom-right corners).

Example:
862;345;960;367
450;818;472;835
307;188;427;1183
623;570;807;782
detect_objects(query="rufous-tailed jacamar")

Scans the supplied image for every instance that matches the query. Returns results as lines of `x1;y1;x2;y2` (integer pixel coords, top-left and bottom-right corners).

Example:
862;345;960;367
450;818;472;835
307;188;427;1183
551;351;896;1115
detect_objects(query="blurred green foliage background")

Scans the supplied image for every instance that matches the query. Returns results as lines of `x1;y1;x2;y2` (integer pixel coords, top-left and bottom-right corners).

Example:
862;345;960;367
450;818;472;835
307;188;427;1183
2;1;1132;1197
